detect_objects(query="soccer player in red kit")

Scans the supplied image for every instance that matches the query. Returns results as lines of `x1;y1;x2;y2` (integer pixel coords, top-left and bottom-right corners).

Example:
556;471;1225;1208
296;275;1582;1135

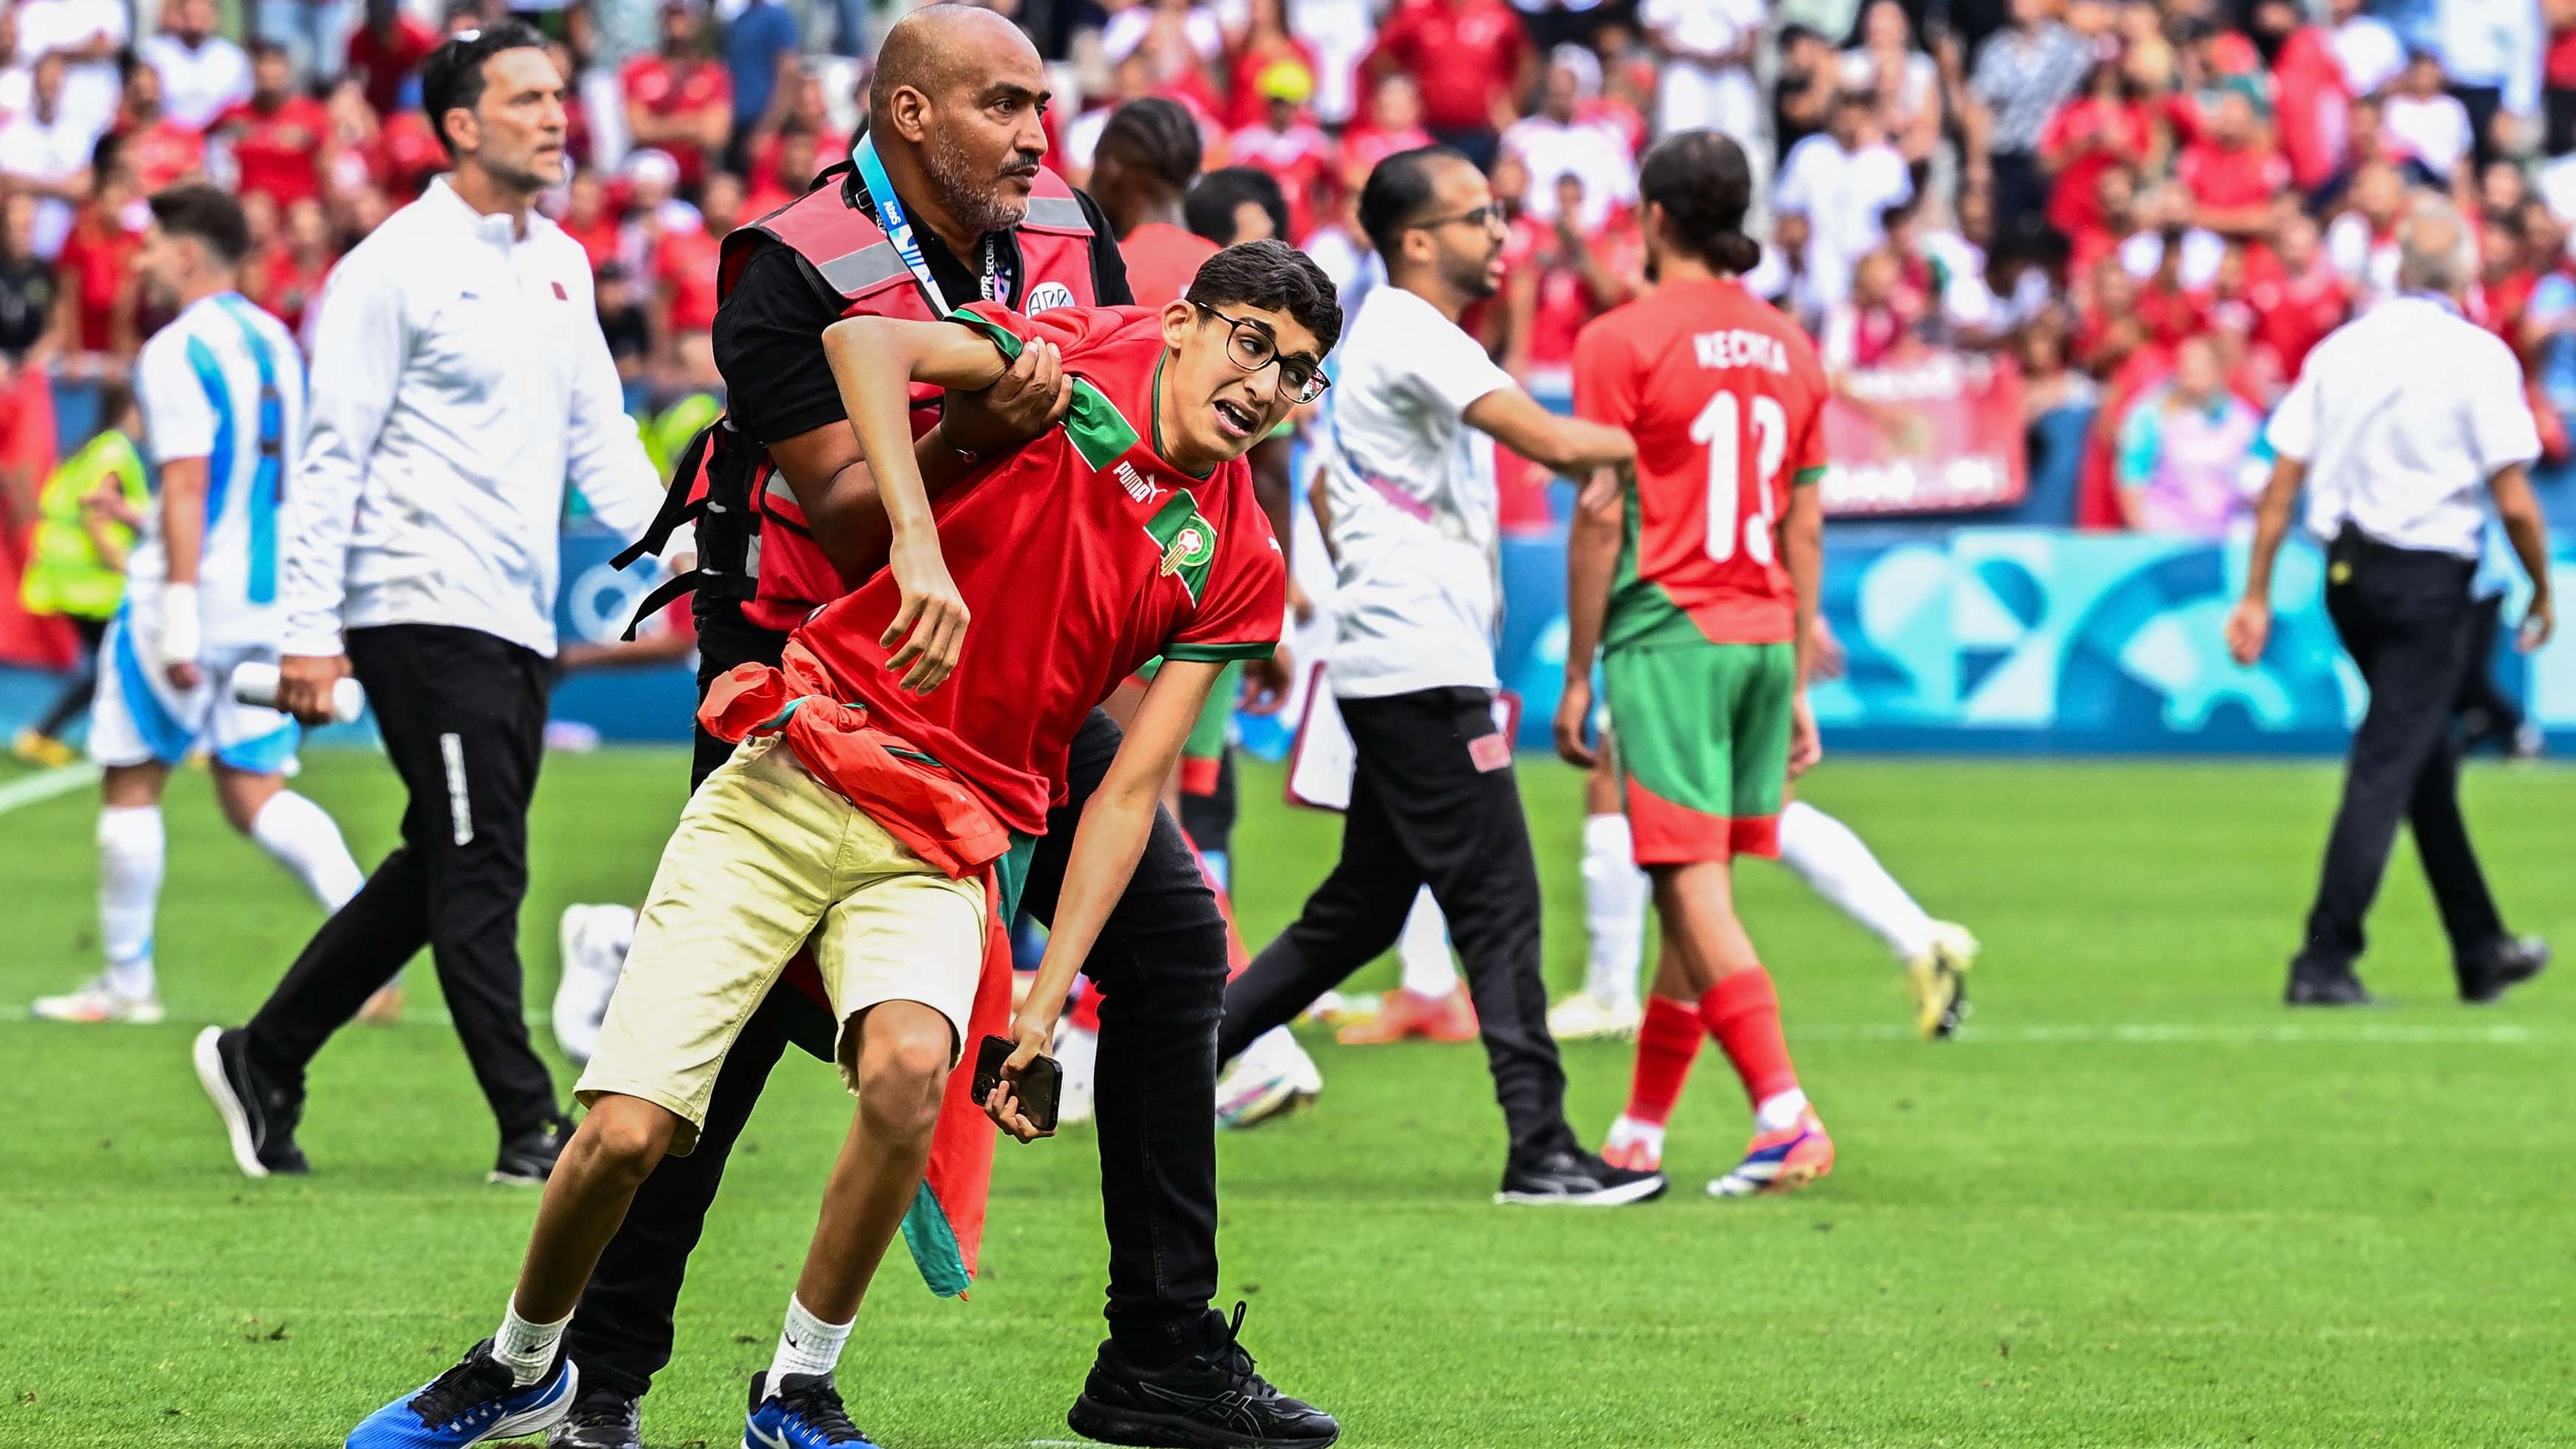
344;241;1341;1449
1556;131;1837;1199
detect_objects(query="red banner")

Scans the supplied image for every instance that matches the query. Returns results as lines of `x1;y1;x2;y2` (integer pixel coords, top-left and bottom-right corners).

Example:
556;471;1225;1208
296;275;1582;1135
1818;353;2027;517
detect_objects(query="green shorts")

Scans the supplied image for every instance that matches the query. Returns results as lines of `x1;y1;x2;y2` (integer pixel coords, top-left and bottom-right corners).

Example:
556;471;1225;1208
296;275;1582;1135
1604;639;1793;864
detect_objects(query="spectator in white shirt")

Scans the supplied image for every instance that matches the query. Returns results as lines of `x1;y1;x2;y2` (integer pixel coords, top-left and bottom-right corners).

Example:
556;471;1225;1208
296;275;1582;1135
1775;89;1914;309
1641;0;1762;143
1840;0;1942;166
1498;47;1635;233
0;55;97;261
141;0;255;133
2382;50;2476;182
2434;0;2543;163
13;0;126;145
2329;0;2405;97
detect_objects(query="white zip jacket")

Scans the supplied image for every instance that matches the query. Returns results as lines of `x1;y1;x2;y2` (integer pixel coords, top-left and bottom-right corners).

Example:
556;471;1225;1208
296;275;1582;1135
278;176;663;659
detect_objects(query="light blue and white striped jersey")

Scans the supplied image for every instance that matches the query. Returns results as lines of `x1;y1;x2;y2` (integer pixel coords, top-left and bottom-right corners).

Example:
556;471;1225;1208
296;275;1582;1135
129;290;307;647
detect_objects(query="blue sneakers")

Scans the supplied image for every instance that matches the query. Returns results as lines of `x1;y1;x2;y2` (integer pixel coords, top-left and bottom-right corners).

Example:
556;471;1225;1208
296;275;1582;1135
346;1338;577;1448
743;1371;880;1448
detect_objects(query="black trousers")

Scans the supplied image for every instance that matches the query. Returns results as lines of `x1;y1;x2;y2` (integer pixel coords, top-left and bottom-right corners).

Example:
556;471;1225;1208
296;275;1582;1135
244;624;558;1137
2453;593;2527;743
2298;533;2507;977
564;606;1229;1400
1220;686;1576;1163
31;614;110;739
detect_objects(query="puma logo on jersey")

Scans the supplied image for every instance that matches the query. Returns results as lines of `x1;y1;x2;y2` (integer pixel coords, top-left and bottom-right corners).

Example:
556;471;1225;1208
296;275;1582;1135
1115;461;1164;503
1694;328;1790;375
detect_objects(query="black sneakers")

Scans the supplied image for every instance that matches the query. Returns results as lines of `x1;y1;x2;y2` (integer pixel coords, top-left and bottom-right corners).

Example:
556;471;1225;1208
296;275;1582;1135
1068;1302;1339;1449
2461;935;2550;1003
1494;1148;1666;1206
492;1115;574;1186
2284;960;2378;1007
191;1026;308;1178
544;1385;642;1449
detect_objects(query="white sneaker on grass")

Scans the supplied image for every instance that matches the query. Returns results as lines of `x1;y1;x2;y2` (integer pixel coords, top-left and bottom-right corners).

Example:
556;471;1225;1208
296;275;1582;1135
31;975;163;1024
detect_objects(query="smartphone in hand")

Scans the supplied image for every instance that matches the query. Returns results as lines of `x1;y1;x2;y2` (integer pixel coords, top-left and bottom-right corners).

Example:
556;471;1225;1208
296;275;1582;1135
973;1033;1062;1134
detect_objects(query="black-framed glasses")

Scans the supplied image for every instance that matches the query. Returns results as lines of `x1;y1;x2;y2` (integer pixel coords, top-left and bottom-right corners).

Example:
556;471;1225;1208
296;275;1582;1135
1409;203;1502;234
1197;303;1331;404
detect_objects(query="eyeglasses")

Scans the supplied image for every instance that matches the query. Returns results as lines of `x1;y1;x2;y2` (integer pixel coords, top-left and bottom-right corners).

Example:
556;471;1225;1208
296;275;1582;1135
1197;303;1331;404
1409;204;1502;234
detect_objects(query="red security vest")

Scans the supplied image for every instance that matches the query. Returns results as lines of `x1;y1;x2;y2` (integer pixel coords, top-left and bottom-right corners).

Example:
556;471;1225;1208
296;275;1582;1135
717;165;1100;633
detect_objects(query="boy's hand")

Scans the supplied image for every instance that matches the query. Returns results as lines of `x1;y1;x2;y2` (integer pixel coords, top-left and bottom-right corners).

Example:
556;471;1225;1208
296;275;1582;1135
881;533;969;692
982;1009;1058;1144
1553;675;1597;768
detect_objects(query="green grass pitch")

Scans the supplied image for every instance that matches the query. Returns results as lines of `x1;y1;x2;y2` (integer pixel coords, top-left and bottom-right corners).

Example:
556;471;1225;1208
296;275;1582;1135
4;749;2573;1447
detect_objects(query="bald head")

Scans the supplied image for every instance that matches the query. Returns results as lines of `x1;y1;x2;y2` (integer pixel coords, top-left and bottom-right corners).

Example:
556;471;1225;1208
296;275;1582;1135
2397;202;2470;298
870;3;1040;123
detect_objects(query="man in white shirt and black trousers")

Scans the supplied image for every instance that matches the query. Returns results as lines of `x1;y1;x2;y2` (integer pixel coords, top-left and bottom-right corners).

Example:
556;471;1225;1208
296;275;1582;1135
194;24;665;1184
1217;146;1663;1205
2228;202;2555;1008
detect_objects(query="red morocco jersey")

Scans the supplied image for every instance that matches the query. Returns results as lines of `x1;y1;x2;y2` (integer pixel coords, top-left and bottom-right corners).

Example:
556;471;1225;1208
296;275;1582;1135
1573;276;1830;650
792;301;1288;835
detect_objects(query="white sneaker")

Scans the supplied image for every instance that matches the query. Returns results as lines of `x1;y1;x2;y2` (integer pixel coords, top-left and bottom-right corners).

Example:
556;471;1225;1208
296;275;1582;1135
1053;1020;1099;1126
1548;992;1643;1041
1216;1025;1318;1129
552;904;635;1064
31;975;163;1024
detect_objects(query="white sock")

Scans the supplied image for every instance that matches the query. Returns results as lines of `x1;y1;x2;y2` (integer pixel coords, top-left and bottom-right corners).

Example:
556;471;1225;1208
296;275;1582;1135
767;1294;854;1388
1776;802;1934;961
1395;887;1459;997
492;1301;571;1386
250;790;364;911
1607;1114;1664;1153
1755;1088;1811;1134
97;805;164;999
1580;813;1647;1006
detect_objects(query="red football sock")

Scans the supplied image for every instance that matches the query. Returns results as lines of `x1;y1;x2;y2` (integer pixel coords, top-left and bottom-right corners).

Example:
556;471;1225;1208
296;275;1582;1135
1622;995;1704;1127
1697;969;1801;1108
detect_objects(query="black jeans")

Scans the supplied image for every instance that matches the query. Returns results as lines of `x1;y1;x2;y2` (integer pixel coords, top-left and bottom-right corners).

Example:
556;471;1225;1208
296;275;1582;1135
1220;686;1576;1163
565;606;1229;1400
244;624;558;1137
2298;532;2507;980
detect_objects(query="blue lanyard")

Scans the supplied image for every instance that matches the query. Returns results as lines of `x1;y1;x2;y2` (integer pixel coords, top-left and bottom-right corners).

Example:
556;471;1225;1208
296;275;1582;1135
851;134;1000;314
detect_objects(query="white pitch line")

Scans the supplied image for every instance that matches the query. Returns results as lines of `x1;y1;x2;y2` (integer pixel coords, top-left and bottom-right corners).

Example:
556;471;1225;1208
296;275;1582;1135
0;760;99;816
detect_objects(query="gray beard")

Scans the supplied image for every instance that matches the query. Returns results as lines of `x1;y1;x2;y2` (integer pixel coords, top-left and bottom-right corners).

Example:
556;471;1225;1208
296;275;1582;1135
924;134;1031;238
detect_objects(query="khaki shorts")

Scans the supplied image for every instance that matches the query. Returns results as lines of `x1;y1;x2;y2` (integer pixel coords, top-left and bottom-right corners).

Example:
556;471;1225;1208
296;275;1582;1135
574;733;988;1153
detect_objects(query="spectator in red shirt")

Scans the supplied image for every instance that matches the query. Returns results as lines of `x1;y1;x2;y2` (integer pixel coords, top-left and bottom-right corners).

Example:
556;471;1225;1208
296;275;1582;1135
1339;72;1435;197
117;63;207;193
744;121;821;217
2175;87;2291;240
2244;207;2348;379
1223;0;1319;131
746;68;848;198
365;100;445;204
2039;61;2157;243
50;141;143;367
559;168;622;275
620;0;731;195
246;195;334;339
1363;0;1534;169
217;41;332;210
2252;0;2352;193
1090;99;1220;306
653;171;736;393
1500;171;1640;394
343;0;438;117
1223;62;1335;242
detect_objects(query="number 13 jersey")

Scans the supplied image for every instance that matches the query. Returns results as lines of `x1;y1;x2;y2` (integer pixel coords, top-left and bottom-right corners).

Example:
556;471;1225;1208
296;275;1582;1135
1573;276;1830;650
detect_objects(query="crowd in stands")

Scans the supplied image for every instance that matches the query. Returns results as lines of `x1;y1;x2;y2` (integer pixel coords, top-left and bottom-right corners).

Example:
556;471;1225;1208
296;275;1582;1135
1;0;2573;543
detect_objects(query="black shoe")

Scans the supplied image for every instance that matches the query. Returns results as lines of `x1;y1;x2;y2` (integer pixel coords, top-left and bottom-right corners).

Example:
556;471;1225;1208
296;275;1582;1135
2460;935;2549;1004
1494;1148;1666;1206
492;1114;574;1186
545;1384;642;1449
747;1369;880;1446
191;1025;309;1178
2284;963;2378;1007
1068;1303;1339;1449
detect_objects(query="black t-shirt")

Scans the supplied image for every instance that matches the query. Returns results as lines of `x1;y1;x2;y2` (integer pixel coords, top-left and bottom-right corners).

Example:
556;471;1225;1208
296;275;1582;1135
711;176;1133;447
0;257;54;359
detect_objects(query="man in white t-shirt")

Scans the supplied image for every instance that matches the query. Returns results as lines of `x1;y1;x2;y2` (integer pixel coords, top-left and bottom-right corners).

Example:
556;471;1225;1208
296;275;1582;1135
0;55;100;260
1774;89;1913;309
1214;143;1663;1205
1498;46;1637;232
13;0;125;145
140;0;254;132
1642;0;1762;142
2329;0;2405;97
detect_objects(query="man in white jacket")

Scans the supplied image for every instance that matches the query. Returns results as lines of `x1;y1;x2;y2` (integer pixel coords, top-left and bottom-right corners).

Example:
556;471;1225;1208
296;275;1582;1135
193;23;664;1188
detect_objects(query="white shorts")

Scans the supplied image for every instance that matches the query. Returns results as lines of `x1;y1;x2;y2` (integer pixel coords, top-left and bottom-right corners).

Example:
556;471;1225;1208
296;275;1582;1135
88;613;300;773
